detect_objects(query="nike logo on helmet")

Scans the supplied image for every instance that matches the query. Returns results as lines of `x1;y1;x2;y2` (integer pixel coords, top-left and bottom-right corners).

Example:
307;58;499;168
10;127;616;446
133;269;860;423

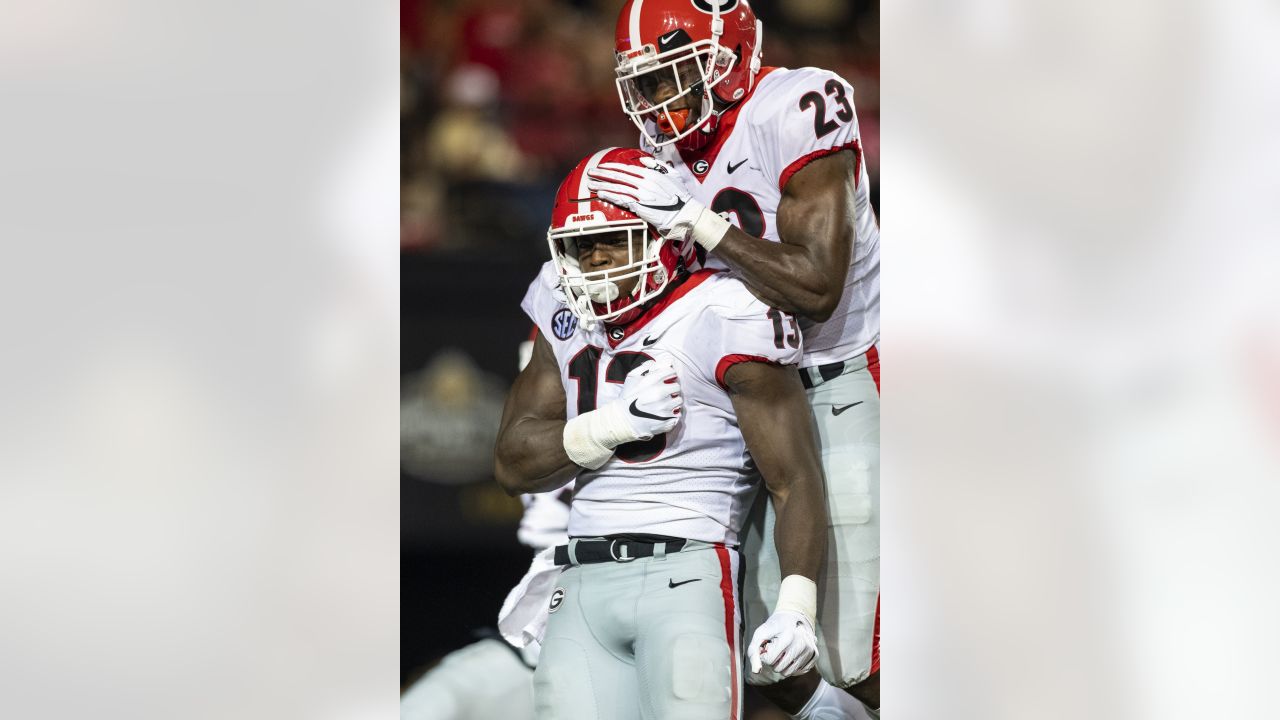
659;30;681;45
639;197;686;212
629;400;674;422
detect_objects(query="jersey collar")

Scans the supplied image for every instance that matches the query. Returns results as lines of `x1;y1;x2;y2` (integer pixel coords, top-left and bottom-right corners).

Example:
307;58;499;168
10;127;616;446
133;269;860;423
676;66;779;183
603;269;720;348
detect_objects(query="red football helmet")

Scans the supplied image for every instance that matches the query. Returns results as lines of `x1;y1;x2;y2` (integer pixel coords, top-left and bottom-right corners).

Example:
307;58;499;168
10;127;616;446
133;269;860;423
547;147;691;327
614;0;763;149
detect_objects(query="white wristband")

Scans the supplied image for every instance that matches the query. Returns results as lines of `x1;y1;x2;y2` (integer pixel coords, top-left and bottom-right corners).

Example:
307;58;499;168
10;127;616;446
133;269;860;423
689;206;731;253
774;575;818;627
562;403;640;470
562;414;612;469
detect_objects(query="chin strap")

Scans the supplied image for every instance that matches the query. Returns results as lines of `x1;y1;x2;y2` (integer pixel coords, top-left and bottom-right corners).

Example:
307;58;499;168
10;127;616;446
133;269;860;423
572;295;598;332
674;113;718;151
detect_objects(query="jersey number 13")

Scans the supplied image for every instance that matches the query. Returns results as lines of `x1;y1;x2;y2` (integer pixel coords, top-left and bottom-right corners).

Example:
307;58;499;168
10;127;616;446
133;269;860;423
568;347;667;463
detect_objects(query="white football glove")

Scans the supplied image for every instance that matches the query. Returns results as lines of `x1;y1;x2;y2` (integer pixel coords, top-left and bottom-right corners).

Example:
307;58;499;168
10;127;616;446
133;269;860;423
748;574;819;680
586;157;730;251
616;358;683;439
562;359;683;469
748;609;818;678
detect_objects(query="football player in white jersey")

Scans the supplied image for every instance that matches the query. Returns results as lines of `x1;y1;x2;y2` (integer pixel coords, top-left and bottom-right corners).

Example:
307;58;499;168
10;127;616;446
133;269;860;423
588;1;881;718
495;147;828;720
399;478;569;720
402;326;579;720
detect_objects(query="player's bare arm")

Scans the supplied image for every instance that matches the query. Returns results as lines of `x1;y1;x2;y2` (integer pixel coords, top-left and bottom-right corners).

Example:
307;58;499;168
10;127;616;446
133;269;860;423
725;358;827;677
588;151;857;323
724;360;826;583
710;151;858;322
494;332;579;496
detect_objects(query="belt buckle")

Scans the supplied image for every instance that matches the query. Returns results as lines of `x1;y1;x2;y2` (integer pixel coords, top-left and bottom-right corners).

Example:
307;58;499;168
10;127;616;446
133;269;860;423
608;539;637;563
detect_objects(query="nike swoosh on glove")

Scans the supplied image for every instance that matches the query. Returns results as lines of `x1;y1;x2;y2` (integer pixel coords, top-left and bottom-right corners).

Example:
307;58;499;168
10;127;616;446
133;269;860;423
748;609;819;679
561;357;684;469
585;157;705;241
616;358;682;439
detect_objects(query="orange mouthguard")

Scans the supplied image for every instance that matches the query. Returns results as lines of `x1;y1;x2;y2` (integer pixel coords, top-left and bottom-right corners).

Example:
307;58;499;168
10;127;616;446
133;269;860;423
657;108;691;135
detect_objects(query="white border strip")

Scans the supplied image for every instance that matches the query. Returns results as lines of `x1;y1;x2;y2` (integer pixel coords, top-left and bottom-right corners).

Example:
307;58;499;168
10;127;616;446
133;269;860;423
578;147;614;209
629;0;645;51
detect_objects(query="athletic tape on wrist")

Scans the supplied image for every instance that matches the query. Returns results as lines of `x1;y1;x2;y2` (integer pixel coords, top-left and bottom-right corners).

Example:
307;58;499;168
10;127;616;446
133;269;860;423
562;413;613;470
595;398;645;447
689;206;730;253
774;574;818;627
562;401;643;470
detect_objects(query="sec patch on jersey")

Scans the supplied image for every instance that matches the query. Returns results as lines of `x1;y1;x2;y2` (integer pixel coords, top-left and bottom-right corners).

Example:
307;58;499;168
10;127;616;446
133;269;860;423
551;307;578;340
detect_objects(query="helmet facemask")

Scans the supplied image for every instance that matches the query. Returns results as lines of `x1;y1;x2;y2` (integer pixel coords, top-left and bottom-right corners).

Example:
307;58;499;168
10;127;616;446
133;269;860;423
615;40;738;148
547;216;674;329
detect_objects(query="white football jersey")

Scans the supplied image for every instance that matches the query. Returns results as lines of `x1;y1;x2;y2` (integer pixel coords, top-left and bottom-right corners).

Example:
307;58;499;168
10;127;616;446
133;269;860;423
521;263;803;545
645;66;881;368
517;484;572;550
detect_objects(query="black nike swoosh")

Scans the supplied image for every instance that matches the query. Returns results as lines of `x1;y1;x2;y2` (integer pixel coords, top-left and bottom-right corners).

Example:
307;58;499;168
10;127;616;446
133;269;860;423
831;401;864;416
668;578;701;589
726;159;748;174
629;400;674;422
639;197;686;212
642;336;658;346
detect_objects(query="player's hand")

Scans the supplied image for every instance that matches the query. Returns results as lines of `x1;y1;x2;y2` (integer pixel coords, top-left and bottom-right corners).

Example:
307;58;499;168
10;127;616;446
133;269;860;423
586;157;705;241
747;609;818;679
562;358;682;469
611;358;682;440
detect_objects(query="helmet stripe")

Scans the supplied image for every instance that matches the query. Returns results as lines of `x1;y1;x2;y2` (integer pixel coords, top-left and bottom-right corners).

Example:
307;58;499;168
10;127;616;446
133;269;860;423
629;0;644;51
578;147;613;209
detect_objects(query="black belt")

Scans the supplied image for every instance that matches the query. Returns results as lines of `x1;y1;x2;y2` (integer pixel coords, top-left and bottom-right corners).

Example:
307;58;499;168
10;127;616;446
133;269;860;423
799;360;846;389
553;534;688;566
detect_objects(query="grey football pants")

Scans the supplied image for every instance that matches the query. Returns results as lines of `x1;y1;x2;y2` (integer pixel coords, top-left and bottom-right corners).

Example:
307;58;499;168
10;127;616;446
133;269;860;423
741;348;881;688
533;540;743;720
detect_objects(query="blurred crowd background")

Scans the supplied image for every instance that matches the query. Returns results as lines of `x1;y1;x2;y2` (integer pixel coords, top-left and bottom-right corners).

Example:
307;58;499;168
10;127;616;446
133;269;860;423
401;0;878;707
401;0;878;257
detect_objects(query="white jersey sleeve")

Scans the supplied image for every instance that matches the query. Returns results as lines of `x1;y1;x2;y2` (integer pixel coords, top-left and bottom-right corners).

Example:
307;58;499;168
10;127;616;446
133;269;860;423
519;259;589;373
667;275;805;392
519;261;565;331
517;484;571;550
754;67;863;194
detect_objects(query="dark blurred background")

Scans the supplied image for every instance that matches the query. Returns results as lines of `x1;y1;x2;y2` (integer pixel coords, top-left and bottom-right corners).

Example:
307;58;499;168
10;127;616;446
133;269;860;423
401;0;879;691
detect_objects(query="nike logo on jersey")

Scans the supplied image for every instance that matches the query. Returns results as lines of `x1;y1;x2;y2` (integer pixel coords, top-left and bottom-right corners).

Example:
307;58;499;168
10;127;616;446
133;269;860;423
642;336;659;346
630;400;674;422
639;197;686;212
726;158;748;174
831;402;864;416
668;578;701;589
